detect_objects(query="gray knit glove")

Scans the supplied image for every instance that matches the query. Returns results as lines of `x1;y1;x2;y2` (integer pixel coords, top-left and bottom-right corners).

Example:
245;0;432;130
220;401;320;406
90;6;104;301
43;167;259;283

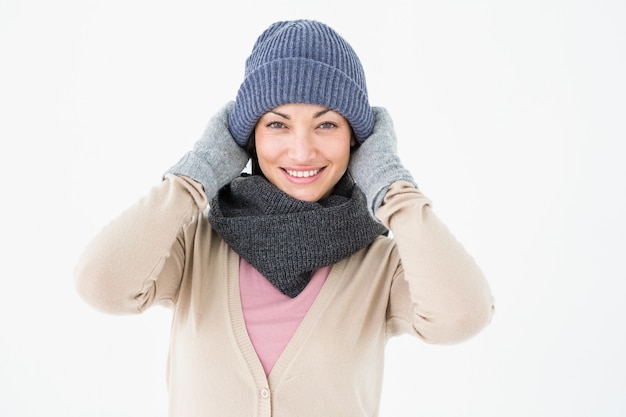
166;101;249;199
349;107;417;216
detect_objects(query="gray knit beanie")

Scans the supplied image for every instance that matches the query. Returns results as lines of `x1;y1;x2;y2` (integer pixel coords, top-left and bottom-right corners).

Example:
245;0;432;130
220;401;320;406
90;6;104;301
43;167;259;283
228;19;374;146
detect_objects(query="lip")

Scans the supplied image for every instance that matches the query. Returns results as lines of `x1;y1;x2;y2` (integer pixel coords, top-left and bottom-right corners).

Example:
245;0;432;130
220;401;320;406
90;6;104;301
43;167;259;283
281;167;325;184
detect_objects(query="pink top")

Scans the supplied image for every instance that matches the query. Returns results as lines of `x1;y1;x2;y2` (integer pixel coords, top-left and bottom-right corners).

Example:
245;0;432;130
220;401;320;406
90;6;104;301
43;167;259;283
239;258;330;376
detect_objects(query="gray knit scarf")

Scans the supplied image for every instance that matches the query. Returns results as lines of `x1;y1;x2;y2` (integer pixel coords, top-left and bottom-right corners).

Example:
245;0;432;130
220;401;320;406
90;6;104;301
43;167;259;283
208;173;387;297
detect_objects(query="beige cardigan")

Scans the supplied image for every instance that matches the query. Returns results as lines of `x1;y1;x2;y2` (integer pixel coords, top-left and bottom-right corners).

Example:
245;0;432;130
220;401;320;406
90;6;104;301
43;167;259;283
75;174;494;417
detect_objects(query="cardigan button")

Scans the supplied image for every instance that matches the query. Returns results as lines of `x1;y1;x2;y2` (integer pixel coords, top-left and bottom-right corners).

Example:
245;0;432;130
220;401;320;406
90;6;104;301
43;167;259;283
260;388;270;399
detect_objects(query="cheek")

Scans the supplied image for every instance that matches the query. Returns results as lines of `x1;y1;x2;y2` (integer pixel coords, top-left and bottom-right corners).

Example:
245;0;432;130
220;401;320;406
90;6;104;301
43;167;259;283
332;140;353;165
253;134;280;167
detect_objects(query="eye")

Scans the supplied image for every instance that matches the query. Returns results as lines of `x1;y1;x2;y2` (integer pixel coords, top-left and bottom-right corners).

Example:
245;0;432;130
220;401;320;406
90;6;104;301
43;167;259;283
318;121;338;129
267;121;287;129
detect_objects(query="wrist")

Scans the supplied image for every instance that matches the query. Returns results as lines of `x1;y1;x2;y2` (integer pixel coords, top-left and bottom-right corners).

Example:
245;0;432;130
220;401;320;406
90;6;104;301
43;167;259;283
355;164;416;214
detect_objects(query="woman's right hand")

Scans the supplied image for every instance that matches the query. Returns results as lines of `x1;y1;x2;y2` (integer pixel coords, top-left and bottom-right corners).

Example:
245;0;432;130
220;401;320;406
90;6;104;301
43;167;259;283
166;101;250;199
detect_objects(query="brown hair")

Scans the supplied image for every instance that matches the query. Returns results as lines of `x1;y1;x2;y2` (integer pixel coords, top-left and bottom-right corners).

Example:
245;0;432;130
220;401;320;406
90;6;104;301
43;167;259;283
245;132;262;176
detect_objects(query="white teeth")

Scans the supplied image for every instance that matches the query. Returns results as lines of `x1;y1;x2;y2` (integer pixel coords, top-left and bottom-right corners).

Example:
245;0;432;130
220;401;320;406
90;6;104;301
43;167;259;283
286;169;320;178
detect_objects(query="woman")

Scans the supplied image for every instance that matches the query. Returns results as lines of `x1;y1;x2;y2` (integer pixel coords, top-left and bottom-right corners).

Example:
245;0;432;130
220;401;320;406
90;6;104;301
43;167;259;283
75;19;494;417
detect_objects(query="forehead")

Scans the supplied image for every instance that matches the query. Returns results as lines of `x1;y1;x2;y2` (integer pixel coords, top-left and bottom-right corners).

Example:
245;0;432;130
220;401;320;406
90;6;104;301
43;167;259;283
264;103;345;120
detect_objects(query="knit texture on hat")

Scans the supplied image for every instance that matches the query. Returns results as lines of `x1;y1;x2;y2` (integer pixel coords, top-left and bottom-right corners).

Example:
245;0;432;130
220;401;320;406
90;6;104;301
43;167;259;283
208;173;387;297
229;19;374;146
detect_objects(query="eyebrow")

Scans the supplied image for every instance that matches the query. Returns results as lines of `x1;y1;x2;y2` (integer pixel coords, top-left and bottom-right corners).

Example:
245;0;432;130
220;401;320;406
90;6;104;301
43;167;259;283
269;108;332;119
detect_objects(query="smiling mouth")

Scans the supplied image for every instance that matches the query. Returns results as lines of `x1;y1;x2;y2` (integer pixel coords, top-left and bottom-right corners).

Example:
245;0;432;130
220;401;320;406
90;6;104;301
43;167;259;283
284;168;322;178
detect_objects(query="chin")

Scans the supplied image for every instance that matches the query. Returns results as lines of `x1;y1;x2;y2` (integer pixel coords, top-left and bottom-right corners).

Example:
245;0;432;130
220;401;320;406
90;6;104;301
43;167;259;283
288;192;321;202
284;188;326;202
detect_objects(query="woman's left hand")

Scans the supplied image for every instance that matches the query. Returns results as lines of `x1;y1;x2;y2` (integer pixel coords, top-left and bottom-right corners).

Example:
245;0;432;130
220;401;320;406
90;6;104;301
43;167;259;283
349;107;417;216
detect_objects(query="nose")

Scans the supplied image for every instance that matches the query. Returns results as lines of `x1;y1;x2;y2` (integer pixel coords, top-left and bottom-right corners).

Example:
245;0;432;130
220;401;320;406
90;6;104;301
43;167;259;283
287;129;317;163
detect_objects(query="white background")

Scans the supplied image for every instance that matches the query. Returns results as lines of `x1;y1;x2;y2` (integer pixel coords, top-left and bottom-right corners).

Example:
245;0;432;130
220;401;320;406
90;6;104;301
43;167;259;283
1;0;625;416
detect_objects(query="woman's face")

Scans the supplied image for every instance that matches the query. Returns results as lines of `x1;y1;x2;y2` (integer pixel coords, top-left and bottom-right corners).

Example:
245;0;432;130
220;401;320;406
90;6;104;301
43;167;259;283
254;103;355;202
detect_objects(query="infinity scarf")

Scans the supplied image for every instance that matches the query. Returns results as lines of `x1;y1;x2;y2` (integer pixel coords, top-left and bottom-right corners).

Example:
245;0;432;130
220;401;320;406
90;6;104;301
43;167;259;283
208;173;387;297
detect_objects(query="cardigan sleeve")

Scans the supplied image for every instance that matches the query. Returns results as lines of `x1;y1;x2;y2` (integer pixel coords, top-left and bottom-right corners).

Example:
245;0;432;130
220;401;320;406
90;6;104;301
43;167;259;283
377;181;495;344
74;174;208;314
